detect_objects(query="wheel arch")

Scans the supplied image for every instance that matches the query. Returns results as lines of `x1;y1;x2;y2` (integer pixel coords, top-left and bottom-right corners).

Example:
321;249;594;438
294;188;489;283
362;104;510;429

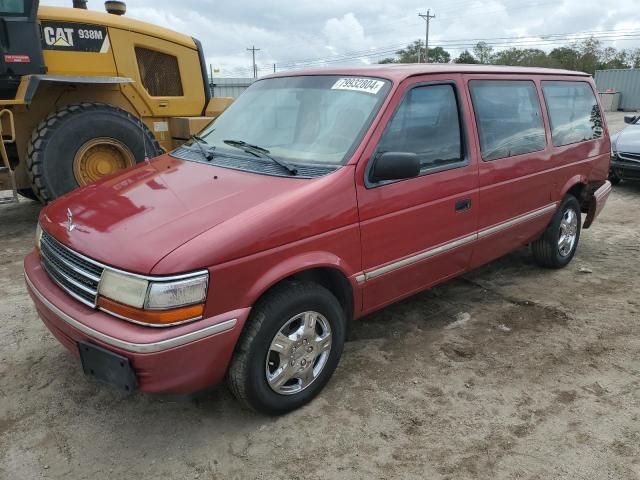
559;175;588;211
243;253;358;325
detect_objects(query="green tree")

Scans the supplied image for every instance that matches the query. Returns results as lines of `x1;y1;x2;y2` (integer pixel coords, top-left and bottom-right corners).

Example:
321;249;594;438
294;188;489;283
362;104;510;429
377;40;451;64
395;40;425;63
518;49;549;67
492;48;548;67
548;46;581;70
377;36;636;72
454;50;478;64
427;46;451;63
599;47;628;70
628;48;640;68
473;41;494;64
577;37;601;74
492;47;525;66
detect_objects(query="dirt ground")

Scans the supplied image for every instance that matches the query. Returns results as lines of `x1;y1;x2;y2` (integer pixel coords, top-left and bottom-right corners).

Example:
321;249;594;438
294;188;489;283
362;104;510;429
1;112;639;480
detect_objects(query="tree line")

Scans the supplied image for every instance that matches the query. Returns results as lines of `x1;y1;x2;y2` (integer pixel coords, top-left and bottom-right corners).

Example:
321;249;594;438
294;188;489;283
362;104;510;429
378;37;640;74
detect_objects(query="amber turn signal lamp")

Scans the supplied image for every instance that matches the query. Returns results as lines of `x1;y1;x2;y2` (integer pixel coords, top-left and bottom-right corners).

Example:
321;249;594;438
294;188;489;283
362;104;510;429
97;296;204;326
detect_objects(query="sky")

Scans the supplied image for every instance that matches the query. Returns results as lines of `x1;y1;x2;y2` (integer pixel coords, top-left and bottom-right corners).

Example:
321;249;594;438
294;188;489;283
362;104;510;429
41;0;640;77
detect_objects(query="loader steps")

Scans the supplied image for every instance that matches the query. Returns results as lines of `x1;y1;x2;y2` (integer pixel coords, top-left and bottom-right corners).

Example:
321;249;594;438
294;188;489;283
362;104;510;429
0;109;18;204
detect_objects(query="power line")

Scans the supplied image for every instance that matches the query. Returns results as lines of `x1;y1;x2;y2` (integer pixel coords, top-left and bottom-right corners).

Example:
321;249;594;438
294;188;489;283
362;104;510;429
214;29;640;78
346;0;558;38
275;30;640;68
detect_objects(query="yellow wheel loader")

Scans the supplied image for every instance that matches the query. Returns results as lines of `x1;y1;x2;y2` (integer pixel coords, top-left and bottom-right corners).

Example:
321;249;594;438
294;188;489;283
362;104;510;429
0;0;232;204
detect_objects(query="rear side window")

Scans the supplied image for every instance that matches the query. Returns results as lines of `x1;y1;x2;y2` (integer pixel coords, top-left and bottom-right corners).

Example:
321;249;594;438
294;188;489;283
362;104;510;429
542;81;603;147
377;84;465;172
135;47;184;97
469;80;546;161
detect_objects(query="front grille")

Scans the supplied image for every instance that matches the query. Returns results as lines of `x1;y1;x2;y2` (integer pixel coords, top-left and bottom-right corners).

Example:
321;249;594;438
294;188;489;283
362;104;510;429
618;152;640;163
40;231;104;307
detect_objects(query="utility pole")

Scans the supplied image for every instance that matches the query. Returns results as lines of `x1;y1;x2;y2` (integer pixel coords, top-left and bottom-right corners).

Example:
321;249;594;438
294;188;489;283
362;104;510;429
247;46;260;79
418;9;435;63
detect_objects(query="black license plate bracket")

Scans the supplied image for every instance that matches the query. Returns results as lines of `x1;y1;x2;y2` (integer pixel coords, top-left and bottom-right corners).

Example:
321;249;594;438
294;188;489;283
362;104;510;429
78;341;137;393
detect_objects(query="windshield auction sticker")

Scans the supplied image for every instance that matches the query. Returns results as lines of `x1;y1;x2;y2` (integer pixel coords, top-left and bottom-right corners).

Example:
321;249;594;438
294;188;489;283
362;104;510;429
331;78;385;94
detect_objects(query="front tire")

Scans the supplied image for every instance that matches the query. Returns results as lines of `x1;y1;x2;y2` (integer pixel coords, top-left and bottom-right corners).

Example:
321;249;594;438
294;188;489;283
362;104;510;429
26;103;161;203
228;281;346;415
531;195;581;269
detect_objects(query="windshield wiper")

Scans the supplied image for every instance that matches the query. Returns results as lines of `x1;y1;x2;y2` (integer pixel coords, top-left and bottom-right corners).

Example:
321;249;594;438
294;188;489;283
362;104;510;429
189;135;215;161
223;139;298;175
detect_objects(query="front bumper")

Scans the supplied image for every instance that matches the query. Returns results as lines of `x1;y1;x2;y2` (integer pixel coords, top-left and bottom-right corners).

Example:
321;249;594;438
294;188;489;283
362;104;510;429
611;156;640;180
24;251;250;394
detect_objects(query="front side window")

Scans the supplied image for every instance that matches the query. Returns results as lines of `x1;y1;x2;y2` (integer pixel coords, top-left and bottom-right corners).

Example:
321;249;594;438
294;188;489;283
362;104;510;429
469;80;546;161
542;81;603;147
197;75;390;166
377;84;464;172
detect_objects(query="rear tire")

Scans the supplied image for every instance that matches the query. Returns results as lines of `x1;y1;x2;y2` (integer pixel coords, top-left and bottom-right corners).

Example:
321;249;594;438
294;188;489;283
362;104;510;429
26;103;161;203
531;195;581;269
228;281;346;415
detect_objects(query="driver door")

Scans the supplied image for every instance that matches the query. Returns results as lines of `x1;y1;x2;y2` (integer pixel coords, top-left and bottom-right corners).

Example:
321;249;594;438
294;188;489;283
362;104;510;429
355;75;480;313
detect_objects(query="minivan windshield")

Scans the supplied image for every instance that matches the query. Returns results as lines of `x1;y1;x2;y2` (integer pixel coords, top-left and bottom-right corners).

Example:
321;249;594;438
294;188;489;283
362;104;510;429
197;75;391;166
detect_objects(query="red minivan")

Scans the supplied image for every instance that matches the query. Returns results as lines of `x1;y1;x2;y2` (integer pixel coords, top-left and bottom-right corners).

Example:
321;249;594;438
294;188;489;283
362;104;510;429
25;65;612;414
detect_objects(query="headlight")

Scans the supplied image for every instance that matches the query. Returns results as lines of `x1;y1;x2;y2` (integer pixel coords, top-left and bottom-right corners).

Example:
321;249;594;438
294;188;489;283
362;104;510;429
97;270;208;326
99;270;148;308
146;276;208;309
35;223;42;249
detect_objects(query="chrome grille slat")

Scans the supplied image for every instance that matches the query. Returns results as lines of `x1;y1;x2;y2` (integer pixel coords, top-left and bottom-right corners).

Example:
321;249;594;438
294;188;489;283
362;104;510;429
40;230;104;307
42;259;96;307
40;233;102;278
42;255;97;295
40;242;100;291
618;152;640;163
40;236;102;283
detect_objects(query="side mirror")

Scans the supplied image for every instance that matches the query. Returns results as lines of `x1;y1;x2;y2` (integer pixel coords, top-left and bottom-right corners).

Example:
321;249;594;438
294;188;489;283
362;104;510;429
371;152;421;182
624;114;637;125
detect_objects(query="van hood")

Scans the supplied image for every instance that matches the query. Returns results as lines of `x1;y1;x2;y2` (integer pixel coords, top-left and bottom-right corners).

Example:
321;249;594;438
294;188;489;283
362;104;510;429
614;125;640;153
40;155;340;274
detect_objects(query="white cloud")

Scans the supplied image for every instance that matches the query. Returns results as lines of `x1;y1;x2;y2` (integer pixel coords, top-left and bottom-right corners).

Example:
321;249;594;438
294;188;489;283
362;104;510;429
322;13;370;54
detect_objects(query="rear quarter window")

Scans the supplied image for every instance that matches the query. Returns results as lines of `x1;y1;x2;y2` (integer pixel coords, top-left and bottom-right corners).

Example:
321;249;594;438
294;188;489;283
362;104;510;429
469;80;546;161
541;81;603;147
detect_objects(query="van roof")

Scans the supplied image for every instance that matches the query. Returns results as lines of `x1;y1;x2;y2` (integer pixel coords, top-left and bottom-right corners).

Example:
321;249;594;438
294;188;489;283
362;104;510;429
268;64;590;81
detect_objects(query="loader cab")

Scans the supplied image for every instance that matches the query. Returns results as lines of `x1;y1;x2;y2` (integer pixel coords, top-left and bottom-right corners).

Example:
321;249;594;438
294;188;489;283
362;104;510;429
0;0;46;99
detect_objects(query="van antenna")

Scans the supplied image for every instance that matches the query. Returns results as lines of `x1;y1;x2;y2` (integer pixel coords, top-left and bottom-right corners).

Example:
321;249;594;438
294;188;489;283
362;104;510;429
140;117;149;161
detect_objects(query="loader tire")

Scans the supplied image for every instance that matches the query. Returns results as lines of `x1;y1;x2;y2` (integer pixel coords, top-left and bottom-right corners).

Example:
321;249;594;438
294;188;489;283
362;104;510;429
26;103;161;203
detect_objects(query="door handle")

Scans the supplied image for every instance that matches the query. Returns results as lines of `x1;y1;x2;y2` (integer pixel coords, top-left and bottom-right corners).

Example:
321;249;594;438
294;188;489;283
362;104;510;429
455;198;471;212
